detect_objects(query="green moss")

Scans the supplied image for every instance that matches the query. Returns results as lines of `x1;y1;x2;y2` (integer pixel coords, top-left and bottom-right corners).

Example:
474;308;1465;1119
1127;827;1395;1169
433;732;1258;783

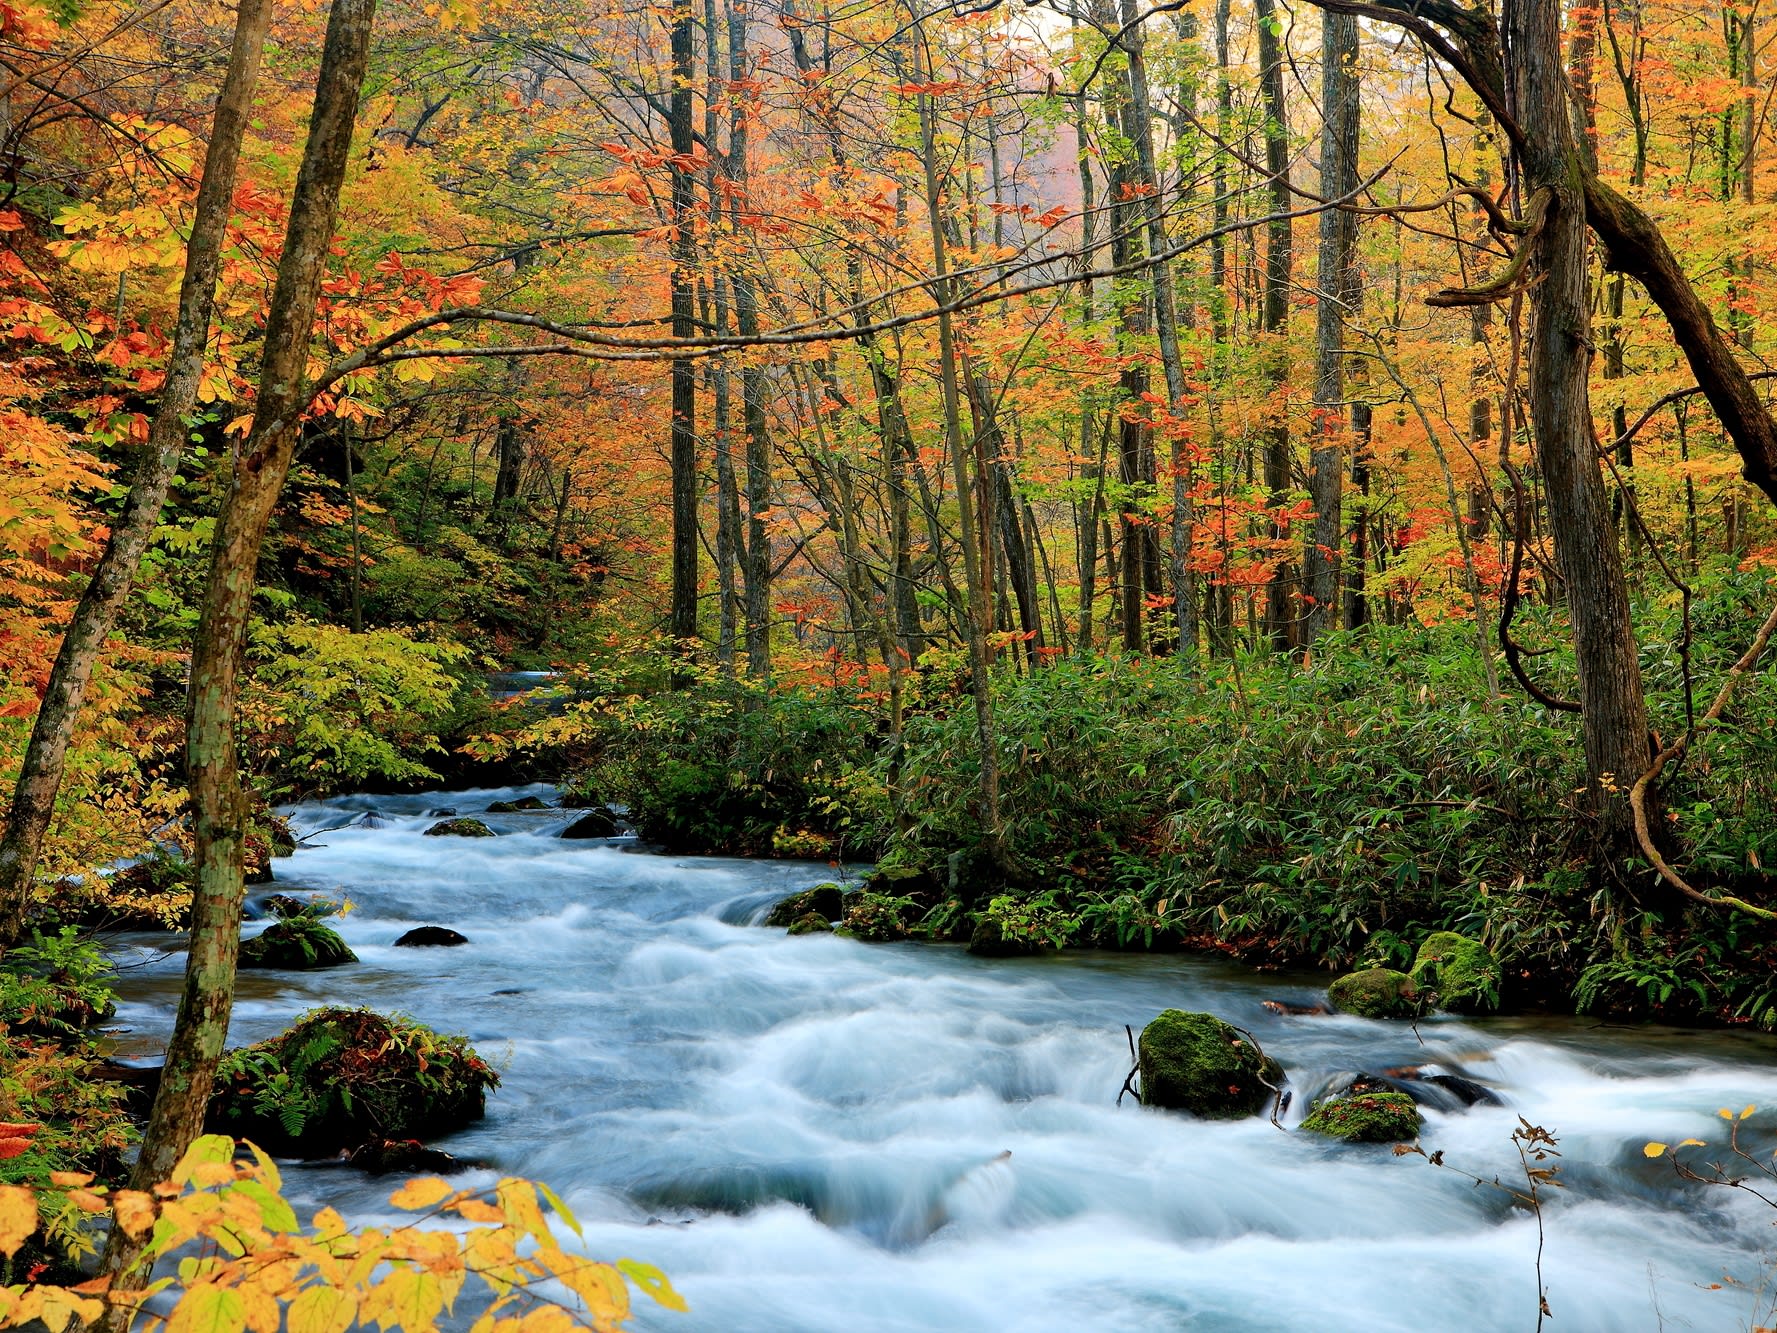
765;884;845;928
487;797;550;813
841;892;910;942
786;912;833;936
239;919;356;971
1137;1009;1283;1118
1410;932;1500;1013
1327;968;1425;1019
1300;1090;1423;1143
209;1008;498;1158
424;817;495;838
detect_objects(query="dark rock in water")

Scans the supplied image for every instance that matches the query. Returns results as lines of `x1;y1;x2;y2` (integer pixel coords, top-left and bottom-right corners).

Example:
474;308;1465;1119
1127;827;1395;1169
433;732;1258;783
239;920;357;970
967;917;1039;958
395;926;469;948
1300;1089;1422;1143
786;912;833;936
349;1137;471;1176
487;797;550;813
209;1007;497;1158
1261;999;1330;1016
1137;1009;1283;1118
1425;1072;1502;1107
560;808;619;839
260;893;308;919
358;812;389;829
427;807;458;818
491;988;527;996
245;862;274;885
425;817;495;838
1327;968;1426;1020
765;883;844;928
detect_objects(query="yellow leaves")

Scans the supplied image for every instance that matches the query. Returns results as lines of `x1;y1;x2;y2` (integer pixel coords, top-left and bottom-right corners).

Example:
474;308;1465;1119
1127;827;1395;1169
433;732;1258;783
1718;1104;1758;1121
0;1138;684;1333
167;1284;248;1333
617;1261;687;1314
389;1177;455;1211
171;1133;236;1186
0;1185;38;1257
286;1286;358;1333
111;1189;158;1237
1643;1142;1668;1157
363;1265;446;1331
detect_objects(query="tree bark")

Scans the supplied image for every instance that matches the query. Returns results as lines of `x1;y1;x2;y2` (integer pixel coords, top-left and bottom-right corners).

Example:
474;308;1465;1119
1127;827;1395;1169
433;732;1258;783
668;0;700;659
0;0;272;951
1510;0;1652;849
98;1;378;1309
1257;0;1295;652
1303;10;1358;647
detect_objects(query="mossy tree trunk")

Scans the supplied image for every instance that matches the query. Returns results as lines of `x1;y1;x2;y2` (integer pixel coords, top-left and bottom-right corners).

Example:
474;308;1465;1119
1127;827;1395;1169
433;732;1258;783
97;0;379;1311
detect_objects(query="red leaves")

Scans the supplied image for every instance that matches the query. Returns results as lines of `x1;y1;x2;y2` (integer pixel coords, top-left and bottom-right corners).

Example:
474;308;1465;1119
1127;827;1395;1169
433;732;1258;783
0;1123;41;1158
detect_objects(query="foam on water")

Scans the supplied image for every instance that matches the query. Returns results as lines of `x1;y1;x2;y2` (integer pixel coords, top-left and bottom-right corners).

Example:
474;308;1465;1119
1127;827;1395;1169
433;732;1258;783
105;786;1777;1331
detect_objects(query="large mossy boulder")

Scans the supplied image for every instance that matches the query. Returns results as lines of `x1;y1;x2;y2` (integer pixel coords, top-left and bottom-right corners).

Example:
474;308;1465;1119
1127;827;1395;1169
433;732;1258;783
1300;1089;1423;1143
786;912;833;936
765;883;845;928
1410;932;1500;1014
238;920;356;970
425;817;495;838
839;893;909;942
1137;1009;1282;1118
1327;968;1425;1020
209;1008;499;1157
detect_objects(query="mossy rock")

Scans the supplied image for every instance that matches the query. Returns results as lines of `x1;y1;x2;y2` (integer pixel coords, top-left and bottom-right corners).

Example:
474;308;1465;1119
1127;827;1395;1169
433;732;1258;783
765;883;845;928
1137;1009;1283;1118
1300;1090;1423;1143
560;808;620;839
786;912;833;936
967;917;1039;958
1410;932;1500;1014
209;1007;499;1157
487;797;550;813
239;920;357;971
424;818;495;838
1327;968;1426;1020
840;893;908;942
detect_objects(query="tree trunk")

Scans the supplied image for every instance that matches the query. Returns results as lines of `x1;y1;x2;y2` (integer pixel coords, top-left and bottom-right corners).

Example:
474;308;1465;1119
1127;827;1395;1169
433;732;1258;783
1303;11;1358;647
914;24;1007;873
1510;0;1652;852
0;0;272;951
668;0;699;659
97;0;378;1309
1257;0;1295;652
728;0;771;681
1117;0;1198;658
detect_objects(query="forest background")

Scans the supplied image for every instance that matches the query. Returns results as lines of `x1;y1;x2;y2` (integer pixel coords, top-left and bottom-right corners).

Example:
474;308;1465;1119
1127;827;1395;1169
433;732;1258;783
2;0;1777;1151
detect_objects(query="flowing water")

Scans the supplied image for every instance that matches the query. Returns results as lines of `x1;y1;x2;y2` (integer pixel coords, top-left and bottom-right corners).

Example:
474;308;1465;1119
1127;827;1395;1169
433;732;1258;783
105;785;1777;1332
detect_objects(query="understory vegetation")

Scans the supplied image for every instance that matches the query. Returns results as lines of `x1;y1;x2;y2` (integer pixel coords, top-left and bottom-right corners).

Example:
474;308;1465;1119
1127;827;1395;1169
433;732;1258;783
502;578;1777;1028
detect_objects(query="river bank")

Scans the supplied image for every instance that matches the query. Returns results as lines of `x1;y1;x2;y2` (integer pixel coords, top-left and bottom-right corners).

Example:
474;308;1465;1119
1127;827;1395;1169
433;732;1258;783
94;783;1777;1332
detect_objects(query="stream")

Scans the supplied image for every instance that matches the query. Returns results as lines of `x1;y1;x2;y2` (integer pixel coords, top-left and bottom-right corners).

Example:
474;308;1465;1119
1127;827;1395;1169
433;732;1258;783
104;784;1777;1332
